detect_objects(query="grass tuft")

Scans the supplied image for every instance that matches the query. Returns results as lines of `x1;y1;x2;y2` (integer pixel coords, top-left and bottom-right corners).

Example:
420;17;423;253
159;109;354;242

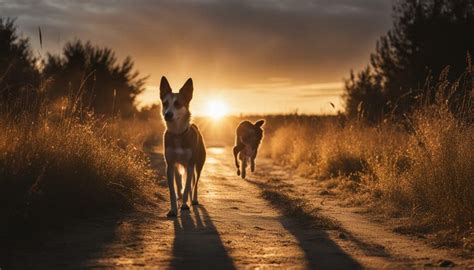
0;98;161;229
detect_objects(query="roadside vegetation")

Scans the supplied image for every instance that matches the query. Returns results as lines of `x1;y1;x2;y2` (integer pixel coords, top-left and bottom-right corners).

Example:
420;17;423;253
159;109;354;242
0;102;161;229
263;77;473;249
0;18;163;231
261;0;474;251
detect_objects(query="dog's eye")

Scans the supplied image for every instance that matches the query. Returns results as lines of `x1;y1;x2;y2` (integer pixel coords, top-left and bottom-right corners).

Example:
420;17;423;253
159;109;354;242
174;100;182;108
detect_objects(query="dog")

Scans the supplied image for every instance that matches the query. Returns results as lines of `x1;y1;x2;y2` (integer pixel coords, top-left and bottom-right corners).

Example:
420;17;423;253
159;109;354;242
160;76;206;217
232;120;265;179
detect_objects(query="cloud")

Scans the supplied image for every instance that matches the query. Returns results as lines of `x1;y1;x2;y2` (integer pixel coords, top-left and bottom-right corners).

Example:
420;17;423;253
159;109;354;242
2;0;392;83
1;0;392;113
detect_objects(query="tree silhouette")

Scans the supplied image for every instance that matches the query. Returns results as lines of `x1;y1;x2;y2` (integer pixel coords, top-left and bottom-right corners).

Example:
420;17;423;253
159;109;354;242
0;18;39;108
344;0;474;121
344;67;385;123
43;40;146;117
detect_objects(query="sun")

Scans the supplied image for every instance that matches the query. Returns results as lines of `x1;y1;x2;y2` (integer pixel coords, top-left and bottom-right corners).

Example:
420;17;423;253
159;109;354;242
205;100;229;120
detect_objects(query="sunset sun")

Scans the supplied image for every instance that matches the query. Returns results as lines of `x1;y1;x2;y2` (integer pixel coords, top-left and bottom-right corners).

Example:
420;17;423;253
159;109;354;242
205;100;229;120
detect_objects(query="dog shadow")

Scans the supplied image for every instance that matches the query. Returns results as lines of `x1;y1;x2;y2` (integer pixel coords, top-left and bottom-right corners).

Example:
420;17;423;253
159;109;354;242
0;213;145;269
170;205;235;269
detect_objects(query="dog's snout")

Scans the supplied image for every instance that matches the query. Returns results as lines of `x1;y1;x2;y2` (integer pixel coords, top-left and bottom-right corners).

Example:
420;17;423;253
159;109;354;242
164;112;173;121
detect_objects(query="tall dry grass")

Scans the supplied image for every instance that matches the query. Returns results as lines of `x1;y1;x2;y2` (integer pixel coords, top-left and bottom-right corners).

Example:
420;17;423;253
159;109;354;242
0;92;161;229
264;72;473;243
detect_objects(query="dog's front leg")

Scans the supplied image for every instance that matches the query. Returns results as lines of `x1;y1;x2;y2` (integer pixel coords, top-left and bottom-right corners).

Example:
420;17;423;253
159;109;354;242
181;164;194;210
191;172;199;205
174;167;183;200
166;163;178;217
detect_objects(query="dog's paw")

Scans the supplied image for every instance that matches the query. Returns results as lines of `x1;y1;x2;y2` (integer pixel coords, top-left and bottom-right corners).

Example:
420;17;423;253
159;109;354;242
181;204;190;211
237;169;240;176
191;200;199;205
166;210;177;217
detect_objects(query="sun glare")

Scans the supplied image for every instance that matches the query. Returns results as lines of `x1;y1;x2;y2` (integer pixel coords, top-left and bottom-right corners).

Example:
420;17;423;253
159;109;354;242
206;100;229;120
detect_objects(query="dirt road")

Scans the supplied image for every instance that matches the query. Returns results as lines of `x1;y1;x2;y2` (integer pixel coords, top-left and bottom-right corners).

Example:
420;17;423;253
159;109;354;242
3;147;472;269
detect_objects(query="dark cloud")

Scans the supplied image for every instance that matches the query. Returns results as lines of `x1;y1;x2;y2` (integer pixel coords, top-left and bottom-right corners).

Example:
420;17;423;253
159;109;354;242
0;0;392;113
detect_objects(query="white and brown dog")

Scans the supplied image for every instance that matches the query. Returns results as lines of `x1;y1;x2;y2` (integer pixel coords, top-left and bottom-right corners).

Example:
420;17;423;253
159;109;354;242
160;76;206;217
233;120;265;179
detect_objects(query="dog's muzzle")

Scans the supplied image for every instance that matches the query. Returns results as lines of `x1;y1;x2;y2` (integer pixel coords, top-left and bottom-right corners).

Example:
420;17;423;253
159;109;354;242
164;112;173;122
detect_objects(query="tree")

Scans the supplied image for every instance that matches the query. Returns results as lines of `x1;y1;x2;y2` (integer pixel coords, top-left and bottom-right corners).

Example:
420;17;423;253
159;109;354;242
44;40;146;117
344;0;474;121
344;67;386;123
0;18;39;108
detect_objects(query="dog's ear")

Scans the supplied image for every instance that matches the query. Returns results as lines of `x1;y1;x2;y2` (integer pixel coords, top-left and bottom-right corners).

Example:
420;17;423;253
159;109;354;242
179;78;193;104
254;119;265;128
160;76;172;100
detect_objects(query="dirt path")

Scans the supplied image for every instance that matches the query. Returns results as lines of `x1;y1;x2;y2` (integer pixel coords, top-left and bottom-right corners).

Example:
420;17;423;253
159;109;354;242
3;147;472;269
254;158;474;269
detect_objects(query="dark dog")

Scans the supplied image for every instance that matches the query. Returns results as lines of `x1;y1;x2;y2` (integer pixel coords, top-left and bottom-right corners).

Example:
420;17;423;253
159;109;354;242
232;120;265;178
160;76;206;217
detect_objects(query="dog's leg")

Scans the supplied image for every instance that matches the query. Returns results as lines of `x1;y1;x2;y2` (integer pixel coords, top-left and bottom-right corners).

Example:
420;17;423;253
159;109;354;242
241;157;247;179
233;145;243;176
191;171;199;205
251;157;256;172
166;163;178;217
190;171;195;203
174;167;183;200
181;164;194;210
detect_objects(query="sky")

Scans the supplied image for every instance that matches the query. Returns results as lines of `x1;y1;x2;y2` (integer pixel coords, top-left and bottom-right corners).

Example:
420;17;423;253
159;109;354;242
0;0;393;115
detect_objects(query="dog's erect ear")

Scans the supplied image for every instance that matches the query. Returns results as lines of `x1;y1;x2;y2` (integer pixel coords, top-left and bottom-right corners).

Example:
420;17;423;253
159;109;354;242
160;76;172;100
254;119;265;128
179;78;193;104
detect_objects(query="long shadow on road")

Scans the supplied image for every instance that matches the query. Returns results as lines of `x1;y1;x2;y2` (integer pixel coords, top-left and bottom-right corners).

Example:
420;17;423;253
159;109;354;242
171;205;236;270
246;178;363;270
